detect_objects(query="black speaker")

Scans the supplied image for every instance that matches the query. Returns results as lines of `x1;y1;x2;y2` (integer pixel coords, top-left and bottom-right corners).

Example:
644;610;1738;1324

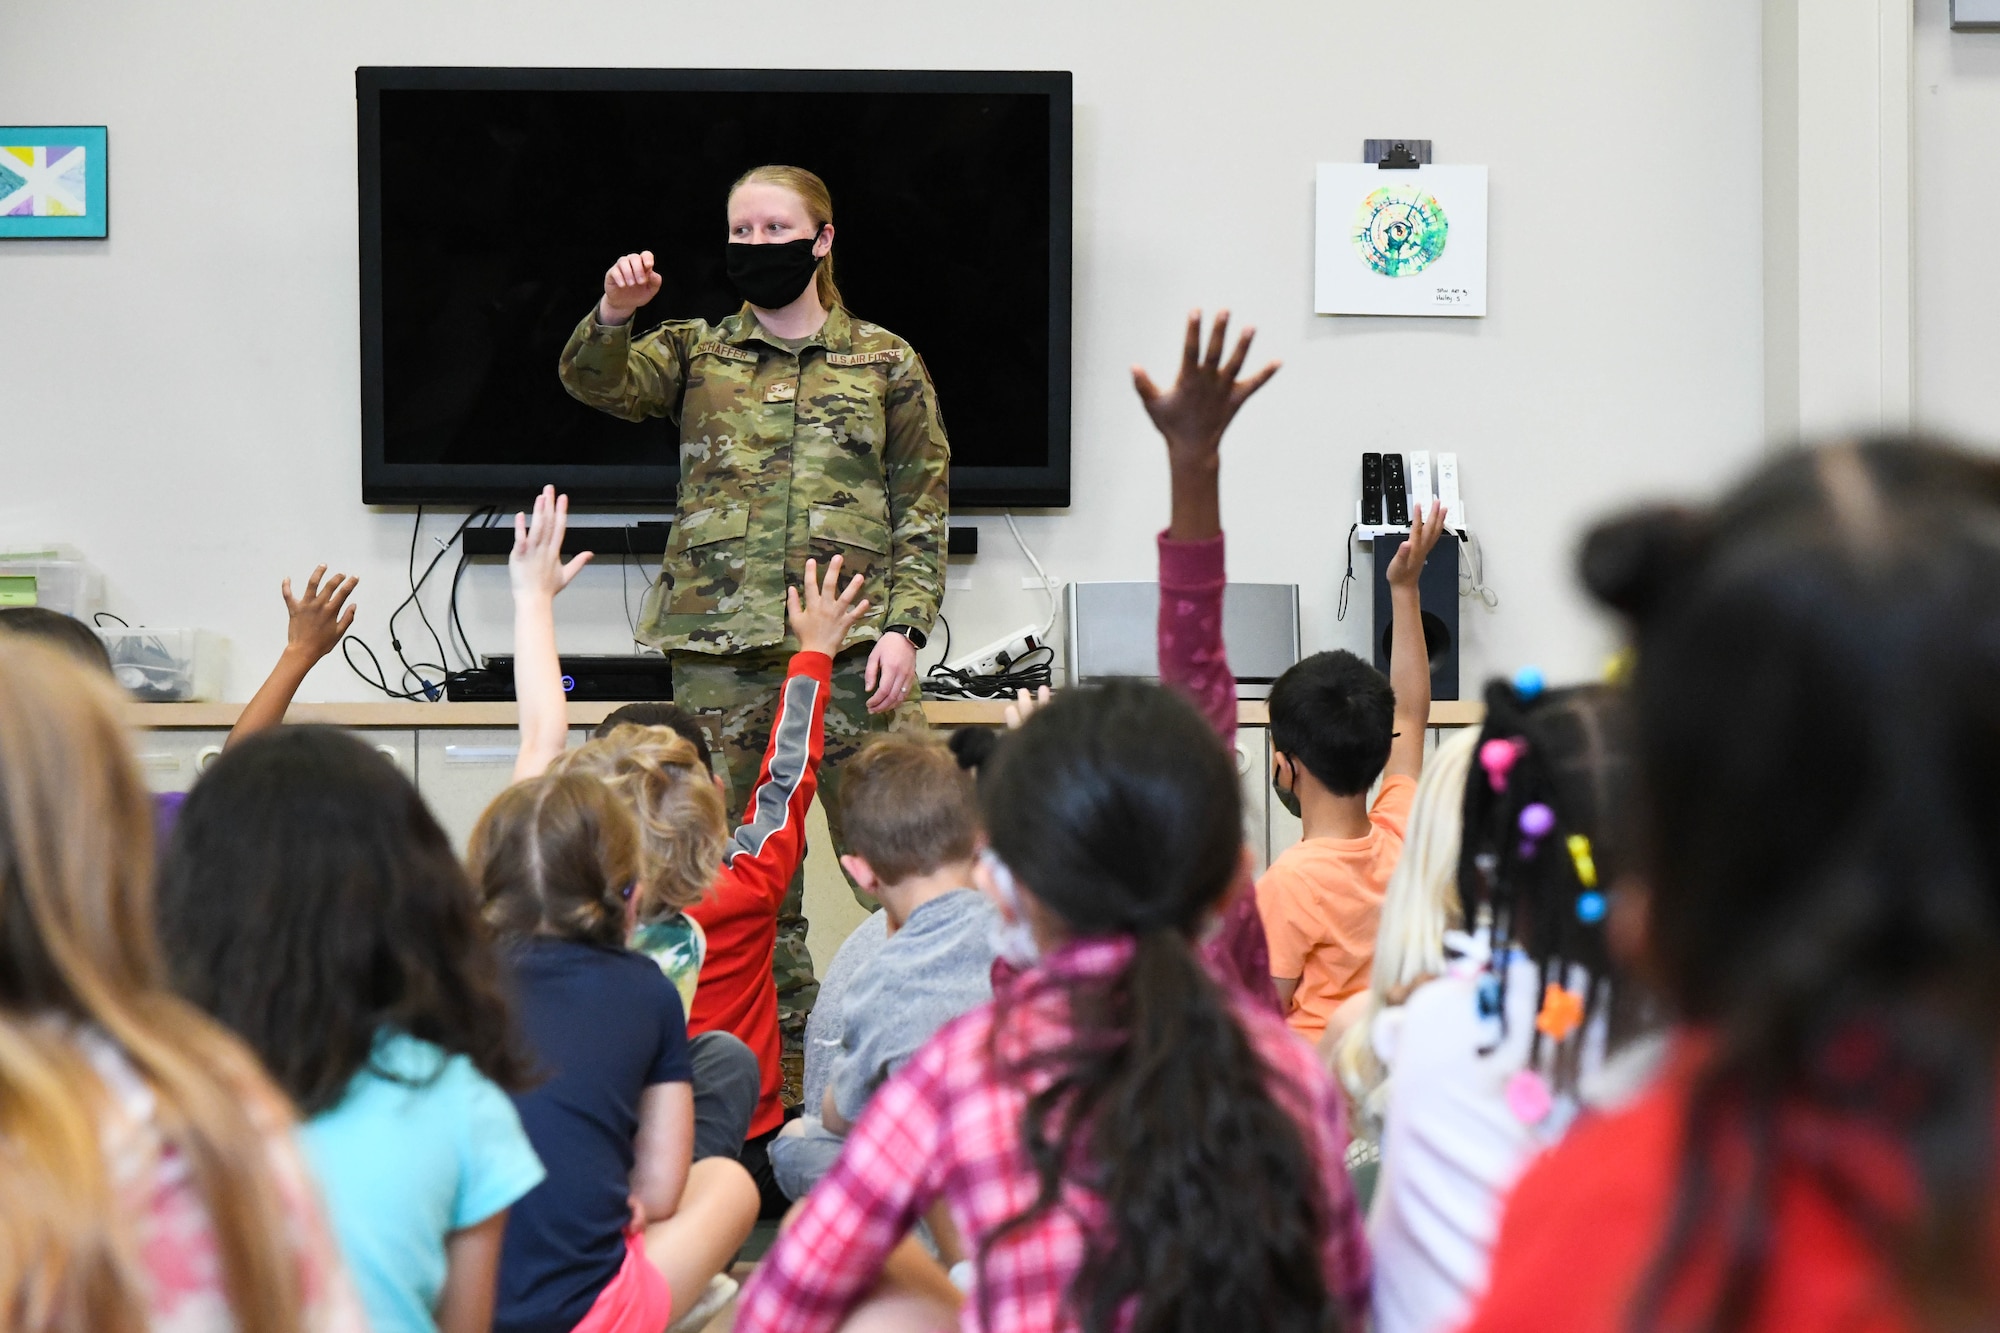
1371;534;1460;702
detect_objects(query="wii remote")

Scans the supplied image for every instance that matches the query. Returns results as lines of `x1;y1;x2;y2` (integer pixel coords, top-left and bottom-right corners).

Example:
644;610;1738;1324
1407;451;1435;520
1436;452;1464;529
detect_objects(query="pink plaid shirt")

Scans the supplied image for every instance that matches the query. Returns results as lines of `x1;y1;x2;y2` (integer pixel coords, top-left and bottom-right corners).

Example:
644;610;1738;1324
733;937;1372;1333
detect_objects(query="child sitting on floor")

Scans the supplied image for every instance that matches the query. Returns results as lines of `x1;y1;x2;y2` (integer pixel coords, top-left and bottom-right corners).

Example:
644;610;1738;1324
768;734;994;1203
503;483;866;1233
1465;440;2000;1333
734;679;1370;1333
1256;507;1442;1043
1366;680;1655;1333
158;726;545;1333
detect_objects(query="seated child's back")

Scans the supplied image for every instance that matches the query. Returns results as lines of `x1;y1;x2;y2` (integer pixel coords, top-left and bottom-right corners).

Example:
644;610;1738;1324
770;735;993;1200
1257;582;1434;1042
827;736;994;1126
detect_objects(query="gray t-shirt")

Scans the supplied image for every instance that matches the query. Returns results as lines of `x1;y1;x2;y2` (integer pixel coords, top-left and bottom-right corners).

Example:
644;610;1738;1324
829;889;997;1125
802;910;889;1117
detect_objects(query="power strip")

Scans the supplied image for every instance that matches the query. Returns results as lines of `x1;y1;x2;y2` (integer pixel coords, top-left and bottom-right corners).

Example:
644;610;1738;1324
943;624;1046;677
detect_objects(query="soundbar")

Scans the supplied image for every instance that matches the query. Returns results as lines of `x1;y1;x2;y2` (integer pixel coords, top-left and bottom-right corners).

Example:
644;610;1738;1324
446;654;675;702
458;524;981;557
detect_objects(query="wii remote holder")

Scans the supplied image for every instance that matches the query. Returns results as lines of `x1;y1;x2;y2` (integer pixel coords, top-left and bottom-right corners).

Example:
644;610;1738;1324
1356;450;1468;542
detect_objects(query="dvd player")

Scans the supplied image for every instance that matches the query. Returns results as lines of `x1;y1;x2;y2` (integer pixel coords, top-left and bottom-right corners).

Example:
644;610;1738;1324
446;655;675;703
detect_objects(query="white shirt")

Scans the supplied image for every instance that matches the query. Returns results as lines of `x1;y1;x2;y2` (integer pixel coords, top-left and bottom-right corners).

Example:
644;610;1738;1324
1367;950;1549;1333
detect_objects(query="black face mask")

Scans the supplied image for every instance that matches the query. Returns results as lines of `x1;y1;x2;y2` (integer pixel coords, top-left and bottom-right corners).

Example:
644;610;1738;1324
725;234;821;310
1272;761;1302;819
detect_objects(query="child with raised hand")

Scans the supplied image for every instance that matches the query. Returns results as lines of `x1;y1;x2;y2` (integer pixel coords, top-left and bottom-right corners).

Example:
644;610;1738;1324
734;680;1369;1333
158;727;544;1333
1134;308;1286;1006
226;564;360;746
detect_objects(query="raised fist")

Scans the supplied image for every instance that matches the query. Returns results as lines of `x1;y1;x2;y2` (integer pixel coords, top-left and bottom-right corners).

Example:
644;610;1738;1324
599;251;662;325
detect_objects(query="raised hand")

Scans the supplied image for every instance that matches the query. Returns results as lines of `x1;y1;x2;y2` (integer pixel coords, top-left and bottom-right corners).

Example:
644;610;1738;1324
509;485;594;601
787;555;870;661
280;565;358;664
1132;309;1282;473
1386;501;1445;588
1003;685;1051;730
599;251;663;326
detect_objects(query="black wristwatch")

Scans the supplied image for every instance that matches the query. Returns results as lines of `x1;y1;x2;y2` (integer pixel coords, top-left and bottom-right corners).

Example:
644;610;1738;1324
886;625;928;649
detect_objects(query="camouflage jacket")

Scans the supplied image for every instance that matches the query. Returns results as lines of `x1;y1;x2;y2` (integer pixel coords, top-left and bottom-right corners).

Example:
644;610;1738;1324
558;303;949;655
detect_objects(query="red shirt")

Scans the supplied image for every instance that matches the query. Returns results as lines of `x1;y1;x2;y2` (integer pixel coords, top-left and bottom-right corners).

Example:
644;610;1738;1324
1464;1038;1933;1333
684;651;829;1138
734;937;1371;1333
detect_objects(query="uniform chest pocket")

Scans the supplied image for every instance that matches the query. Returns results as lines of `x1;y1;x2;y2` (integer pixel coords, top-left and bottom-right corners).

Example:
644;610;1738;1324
667;505;751;617
807;504;890;609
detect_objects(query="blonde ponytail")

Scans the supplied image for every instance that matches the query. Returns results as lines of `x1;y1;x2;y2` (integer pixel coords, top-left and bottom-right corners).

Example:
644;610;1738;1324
730;164;844;309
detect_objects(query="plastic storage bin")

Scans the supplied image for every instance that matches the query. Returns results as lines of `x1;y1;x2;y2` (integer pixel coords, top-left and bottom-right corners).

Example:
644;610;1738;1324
0;553;104;622
97;628;226;702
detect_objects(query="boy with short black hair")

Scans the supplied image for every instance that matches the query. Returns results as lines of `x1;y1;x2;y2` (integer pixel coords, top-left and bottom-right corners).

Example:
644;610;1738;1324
1258;506;1443;1043
767;734;994;1202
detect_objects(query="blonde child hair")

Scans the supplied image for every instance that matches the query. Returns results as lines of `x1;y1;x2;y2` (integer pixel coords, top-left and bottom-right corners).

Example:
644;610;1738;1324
1334;723;1478;1131
551;725;728;918
469;771;643;946
0;639;310;1333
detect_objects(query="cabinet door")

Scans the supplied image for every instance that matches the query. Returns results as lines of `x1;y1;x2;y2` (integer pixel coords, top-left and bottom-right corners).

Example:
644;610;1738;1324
129;730;232;793
1236;728;1272;874
414;728;588;854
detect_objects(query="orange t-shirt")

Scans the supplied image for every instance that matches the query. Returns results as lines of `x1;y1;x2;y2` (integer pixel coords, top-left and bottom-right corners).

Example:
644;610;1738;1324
1254;774;1416;1042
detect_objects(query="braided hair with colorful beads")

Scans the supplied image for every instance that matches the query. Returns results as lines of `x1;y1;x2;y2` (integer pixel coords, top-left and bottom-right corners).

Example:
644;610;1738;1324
1455;671;1652;1119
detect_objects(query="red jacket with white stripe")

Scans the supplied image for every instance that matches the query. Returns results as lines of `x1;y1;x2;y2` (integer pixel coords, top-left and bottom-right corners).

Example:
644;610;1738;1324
685;651;831;1138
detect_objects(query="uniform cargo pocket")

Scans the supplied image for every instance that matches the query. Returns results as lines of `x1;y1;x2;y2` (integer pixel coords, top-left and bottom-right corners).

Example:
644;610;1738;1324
667;505;751;616
807;504;889;554
806;504;889;624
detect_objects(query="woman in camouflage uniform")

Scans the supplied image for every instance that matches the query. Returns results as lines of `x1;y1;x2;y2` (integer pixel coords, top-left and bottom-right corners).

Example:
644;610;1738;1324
558;165;948;1096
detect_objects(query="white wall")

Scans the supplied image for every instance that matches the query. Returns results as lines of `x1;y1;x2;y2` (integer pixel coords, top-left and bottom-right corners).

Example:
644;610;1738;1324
0;0;1766;702
1915;0;2000;439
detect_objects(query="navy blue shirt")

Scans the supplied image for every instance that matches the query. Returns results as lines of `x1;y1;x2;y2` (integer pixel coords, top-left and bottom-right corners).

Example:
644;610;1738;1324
495;936;692;1333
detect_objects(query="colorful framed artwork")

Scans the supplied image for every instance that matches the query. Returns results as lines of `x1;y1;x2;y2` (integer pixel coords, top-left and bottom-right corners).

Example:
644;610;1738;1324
1315;162;1488;318
0;127;108;239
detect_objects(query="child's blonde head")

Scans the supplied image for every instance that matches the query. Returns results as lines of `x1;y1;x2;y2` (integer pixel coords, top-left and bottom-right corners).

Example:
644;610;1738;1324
469;772;641;947
552;725;728;916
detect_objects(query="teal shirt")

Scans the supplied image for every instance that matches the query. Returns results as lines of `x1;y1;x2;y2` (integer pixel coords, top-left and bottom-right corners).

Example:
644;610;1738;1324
300;1033;545;1333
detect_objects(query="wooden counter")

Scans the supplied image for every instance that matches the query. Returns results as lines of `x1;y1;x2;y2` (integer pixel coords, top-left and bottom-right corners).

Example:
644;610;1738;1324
126;697;1487;730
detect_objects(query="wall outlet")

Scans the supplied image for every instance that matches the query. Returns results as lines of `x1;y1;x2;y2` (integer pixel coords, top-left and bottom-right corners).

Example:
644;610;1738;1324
944;624;1045;677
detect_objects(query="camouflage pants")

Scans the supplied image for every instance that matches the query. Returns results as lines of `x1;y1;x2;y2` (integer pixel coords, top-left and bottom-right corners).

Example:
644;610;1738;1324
670;643;927;1099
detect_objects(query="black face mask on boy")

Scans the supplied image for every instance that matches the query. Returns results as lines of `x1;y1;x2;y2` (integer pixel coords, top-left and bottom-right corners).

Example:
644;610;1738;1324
1272;758;1303;819
725;231;822;310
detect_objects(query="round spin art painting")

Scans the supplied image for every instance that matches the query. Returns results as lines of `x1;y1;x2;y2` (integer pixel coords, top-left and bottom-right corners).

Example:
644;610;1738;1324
1352;186;1449;278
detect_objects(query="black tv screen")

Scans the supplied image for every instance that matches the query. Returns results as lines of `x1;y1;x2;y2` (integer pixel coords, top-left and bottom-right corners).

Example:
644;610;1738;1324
358;67;1073;508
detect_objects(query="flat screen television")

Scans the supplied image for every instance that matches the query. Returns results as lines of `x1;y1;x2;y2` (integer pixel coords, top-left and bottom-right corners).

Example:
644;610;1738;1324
357;67;1072;508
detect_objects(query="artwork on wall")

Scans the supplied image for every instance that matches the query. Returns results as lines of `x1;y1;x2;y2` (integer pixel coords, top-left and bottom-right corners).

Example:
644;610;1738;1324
0;127;108;239
1315;162;1487;318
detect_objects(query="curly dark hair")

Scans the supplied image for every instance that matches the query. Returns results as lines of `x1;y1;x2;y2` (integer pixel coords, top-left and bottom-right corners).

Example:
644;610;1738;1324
977;680;1338;1333
1580;437;2000;1329
157;727;534;1115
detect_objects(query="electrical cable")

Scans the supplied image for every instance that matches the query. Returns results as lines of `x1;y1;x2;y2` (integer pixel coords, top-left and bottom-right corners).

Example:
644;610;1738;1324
1004;511;1060;640
1458;527;1498;608
92;611;130;628
1336;523;1359;622
921;642;1055;700
344;504;495;701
